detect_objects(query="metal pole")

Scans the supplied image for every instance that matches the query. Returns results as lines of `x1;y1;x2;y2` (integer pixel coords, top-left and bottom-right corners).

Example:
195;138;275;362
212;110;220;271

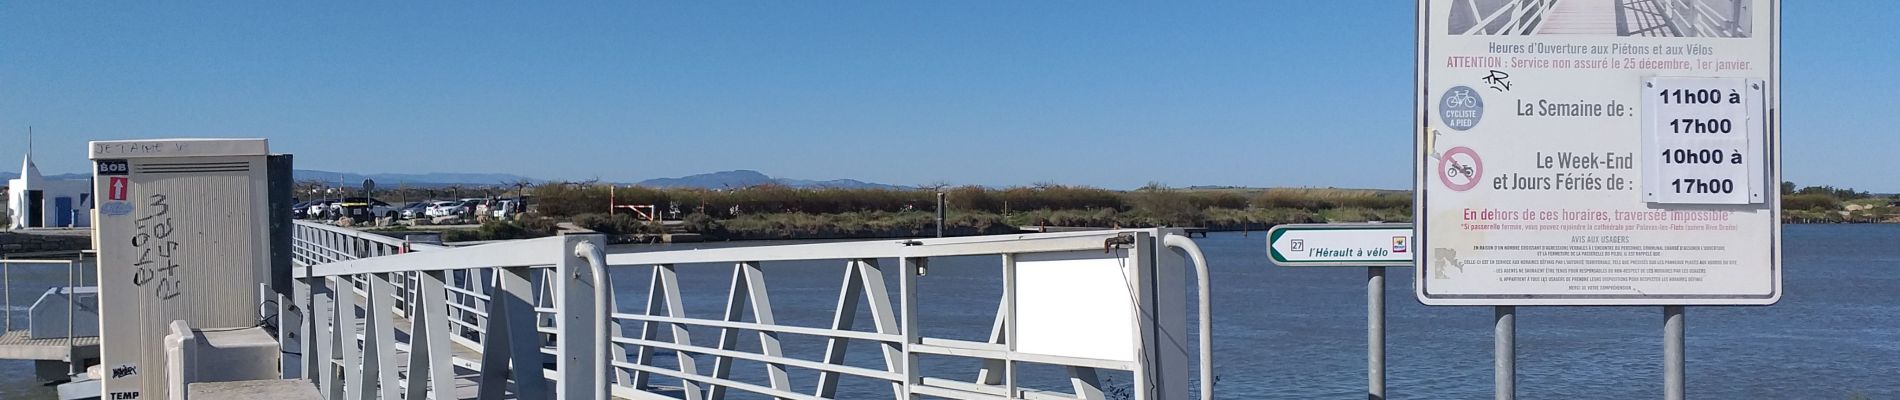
4;261;11;332
1664;306;1685;400
935;192;946;238
573;241;614;400
1368;266;1385;400
1495;306;1515;400
67;260;77;376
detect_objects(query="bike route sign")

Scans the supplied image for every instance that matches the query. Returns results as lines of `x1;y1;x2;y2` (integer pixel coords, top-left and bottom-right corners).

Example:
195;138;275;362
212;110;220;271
1267;224;1414;267
1415;0;1780;305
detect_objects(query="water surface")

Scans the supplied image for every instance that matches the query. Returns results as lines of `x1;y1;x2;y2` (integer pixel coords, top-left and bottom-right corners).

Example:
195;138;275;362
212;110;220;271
2;225;1892;399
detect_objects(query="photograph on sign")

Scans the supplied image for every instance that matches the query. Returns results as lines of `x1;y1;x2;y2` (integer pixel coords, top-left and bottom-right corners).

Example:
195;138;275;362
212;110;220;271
1415;0;1779;305
1447;0;1755;38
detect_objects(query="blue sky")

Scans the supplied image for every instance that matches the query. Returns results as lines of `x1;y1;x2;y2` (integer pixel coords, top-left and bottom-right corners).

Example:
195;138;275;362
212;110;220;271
1;2;1892;191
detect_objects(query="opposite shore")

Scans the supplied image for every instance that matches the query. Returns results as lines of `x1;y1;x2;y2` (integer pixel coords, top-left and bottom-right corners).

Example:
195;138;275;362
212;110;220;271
342;182;1894;243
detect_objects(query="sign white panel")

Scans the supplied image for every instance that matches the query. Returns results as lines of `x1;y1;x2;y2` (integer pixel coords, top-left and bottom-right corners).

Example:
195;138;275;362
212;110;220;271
1267;224;1414;267
1416;0;1780;305
1641;77;1764;204
1014;250;1136;363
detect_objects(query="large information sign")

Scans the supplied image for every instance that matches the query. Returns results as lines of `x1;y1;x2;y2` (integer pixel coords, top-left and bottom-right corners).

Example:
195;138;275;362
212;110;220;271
1415;0;1779;305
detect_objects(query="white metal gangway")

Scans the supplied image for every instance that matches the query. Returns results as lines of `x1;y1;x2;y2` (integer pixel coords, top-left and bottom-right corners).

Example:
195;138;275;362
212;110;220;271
1453;0;1751;38
286;221;1213;400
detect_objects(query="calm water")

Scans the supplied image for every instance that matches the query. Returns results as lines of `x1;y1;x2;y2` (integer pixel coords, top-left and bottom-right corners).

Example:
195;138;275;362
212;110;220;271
3;224;1894;399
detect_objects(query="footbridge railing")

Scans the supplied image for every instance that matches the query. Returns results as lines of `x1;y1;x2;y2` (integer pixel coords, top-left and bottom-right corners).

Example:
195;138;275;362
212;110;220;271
1456;0;1555;36
1453;0;1750;38
1661;0;1751;38
287;221;1213;400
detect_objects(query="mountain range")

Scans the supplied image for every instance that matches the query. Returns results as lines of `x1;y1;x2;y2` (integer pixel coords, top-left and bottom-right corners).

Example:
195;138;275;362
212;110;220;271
3;169;909;190
634;170;909;190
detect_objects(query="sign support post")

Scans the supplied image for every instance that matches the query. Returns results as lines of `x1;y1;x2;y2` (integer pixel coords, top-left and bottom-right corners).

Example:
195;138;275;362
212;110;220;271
1664;306;1685;400
1494;306;1515;400
1267;223;1411;399
1367;266;1385;400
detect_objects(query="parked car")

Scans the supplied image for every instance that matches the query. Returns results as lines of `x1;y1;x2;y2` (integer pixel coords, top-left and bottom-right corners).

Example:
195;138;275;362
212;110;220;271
305;200;339;219
398;202;432;220
491;198;527;219
456;198;484;217
423;200;463;218
334;197;395;221
291;200;313;219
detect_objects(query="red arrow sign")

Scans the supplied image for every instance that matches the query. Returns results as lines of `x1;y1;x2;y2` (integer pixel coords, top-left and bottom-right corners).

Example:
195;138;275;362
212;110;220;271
107;177;128;201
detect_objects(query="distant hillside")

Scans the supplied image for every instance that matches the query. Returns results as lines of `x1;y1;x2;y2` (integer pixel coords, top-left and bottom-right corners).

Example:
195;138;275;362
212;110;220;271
5;168;904;190
0;169;543;187
0;171;90;180
295;170;543;187
636;170;909;190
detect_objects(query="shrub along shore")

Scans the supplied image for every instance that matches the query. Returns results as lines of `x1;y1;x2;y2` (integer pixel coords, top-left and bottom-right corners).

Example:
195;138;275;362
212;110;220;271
368;181;1892;242
389;185;1410;242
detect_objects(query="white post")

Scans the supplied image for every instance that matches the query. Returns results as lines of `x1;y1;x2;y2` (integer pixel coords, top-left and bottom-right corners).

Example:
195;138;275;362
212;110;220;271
1368;267;1385;400
1495;306;1515;400
557;236;604;399
1664;306;1685;400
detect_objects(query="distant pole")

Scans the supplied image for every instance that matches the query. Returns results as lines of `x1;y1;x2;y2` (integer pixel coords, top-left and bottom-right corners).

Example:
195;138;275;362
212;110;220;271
936;192;946;238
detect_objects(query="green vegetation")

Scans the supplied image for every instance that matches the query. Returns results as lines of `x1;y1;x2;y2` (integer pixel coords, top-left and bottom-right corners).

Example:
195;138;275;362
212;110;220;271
364;180;1892;242
1780;182;1898;223
519;183;1412;241
293;180;521;204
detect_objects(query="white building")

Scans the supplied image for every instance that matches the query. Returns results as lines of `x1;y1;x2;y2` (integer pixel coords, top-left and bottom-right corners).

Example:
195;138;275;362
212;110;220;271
8;149;92;228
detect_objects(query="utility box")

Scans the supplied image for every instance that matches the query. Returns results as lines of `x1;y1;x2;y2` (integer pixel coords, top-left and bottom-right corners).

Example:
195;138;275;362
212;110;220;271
90;139;273;400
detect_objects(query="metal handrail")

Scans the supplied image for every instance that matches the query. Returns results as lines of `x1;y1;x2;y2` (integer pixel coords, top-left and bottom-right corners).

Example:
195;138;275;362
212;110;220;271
1458;0;1554;35
1162;234;1213;400
573;241;612;400
291;221;1210;399
0;255;92;377
1663;0;1748;38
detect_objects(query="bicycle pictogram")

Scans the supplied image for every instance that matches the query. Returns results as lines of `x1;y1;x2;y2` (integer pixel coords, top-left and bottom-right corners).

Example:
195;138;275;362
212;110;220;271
1445;89;1477;108
1446;160;1475;178
1438;86;1485;131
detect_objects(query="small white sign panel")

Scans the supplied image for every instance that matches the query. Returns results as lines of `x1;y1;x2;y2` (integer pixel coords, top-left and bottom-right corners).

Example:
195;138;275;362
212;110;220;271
1014;251;1137;363
1641;77;1765;204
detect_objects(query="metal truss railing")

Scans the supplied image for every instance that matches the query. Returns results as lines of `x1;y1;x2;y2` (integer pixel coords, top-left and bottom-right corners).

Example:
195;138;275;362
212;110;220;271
289;221;1211;400
1452;0;1748;38
1457;0;1556;35
1662;0;1750;38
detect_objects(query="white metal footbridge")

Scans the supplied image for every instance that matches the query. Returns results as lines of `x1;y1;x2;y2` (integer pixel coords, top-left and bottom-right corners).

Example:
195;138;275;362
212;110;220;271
1453;0;1752;37
283;221;1214;400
